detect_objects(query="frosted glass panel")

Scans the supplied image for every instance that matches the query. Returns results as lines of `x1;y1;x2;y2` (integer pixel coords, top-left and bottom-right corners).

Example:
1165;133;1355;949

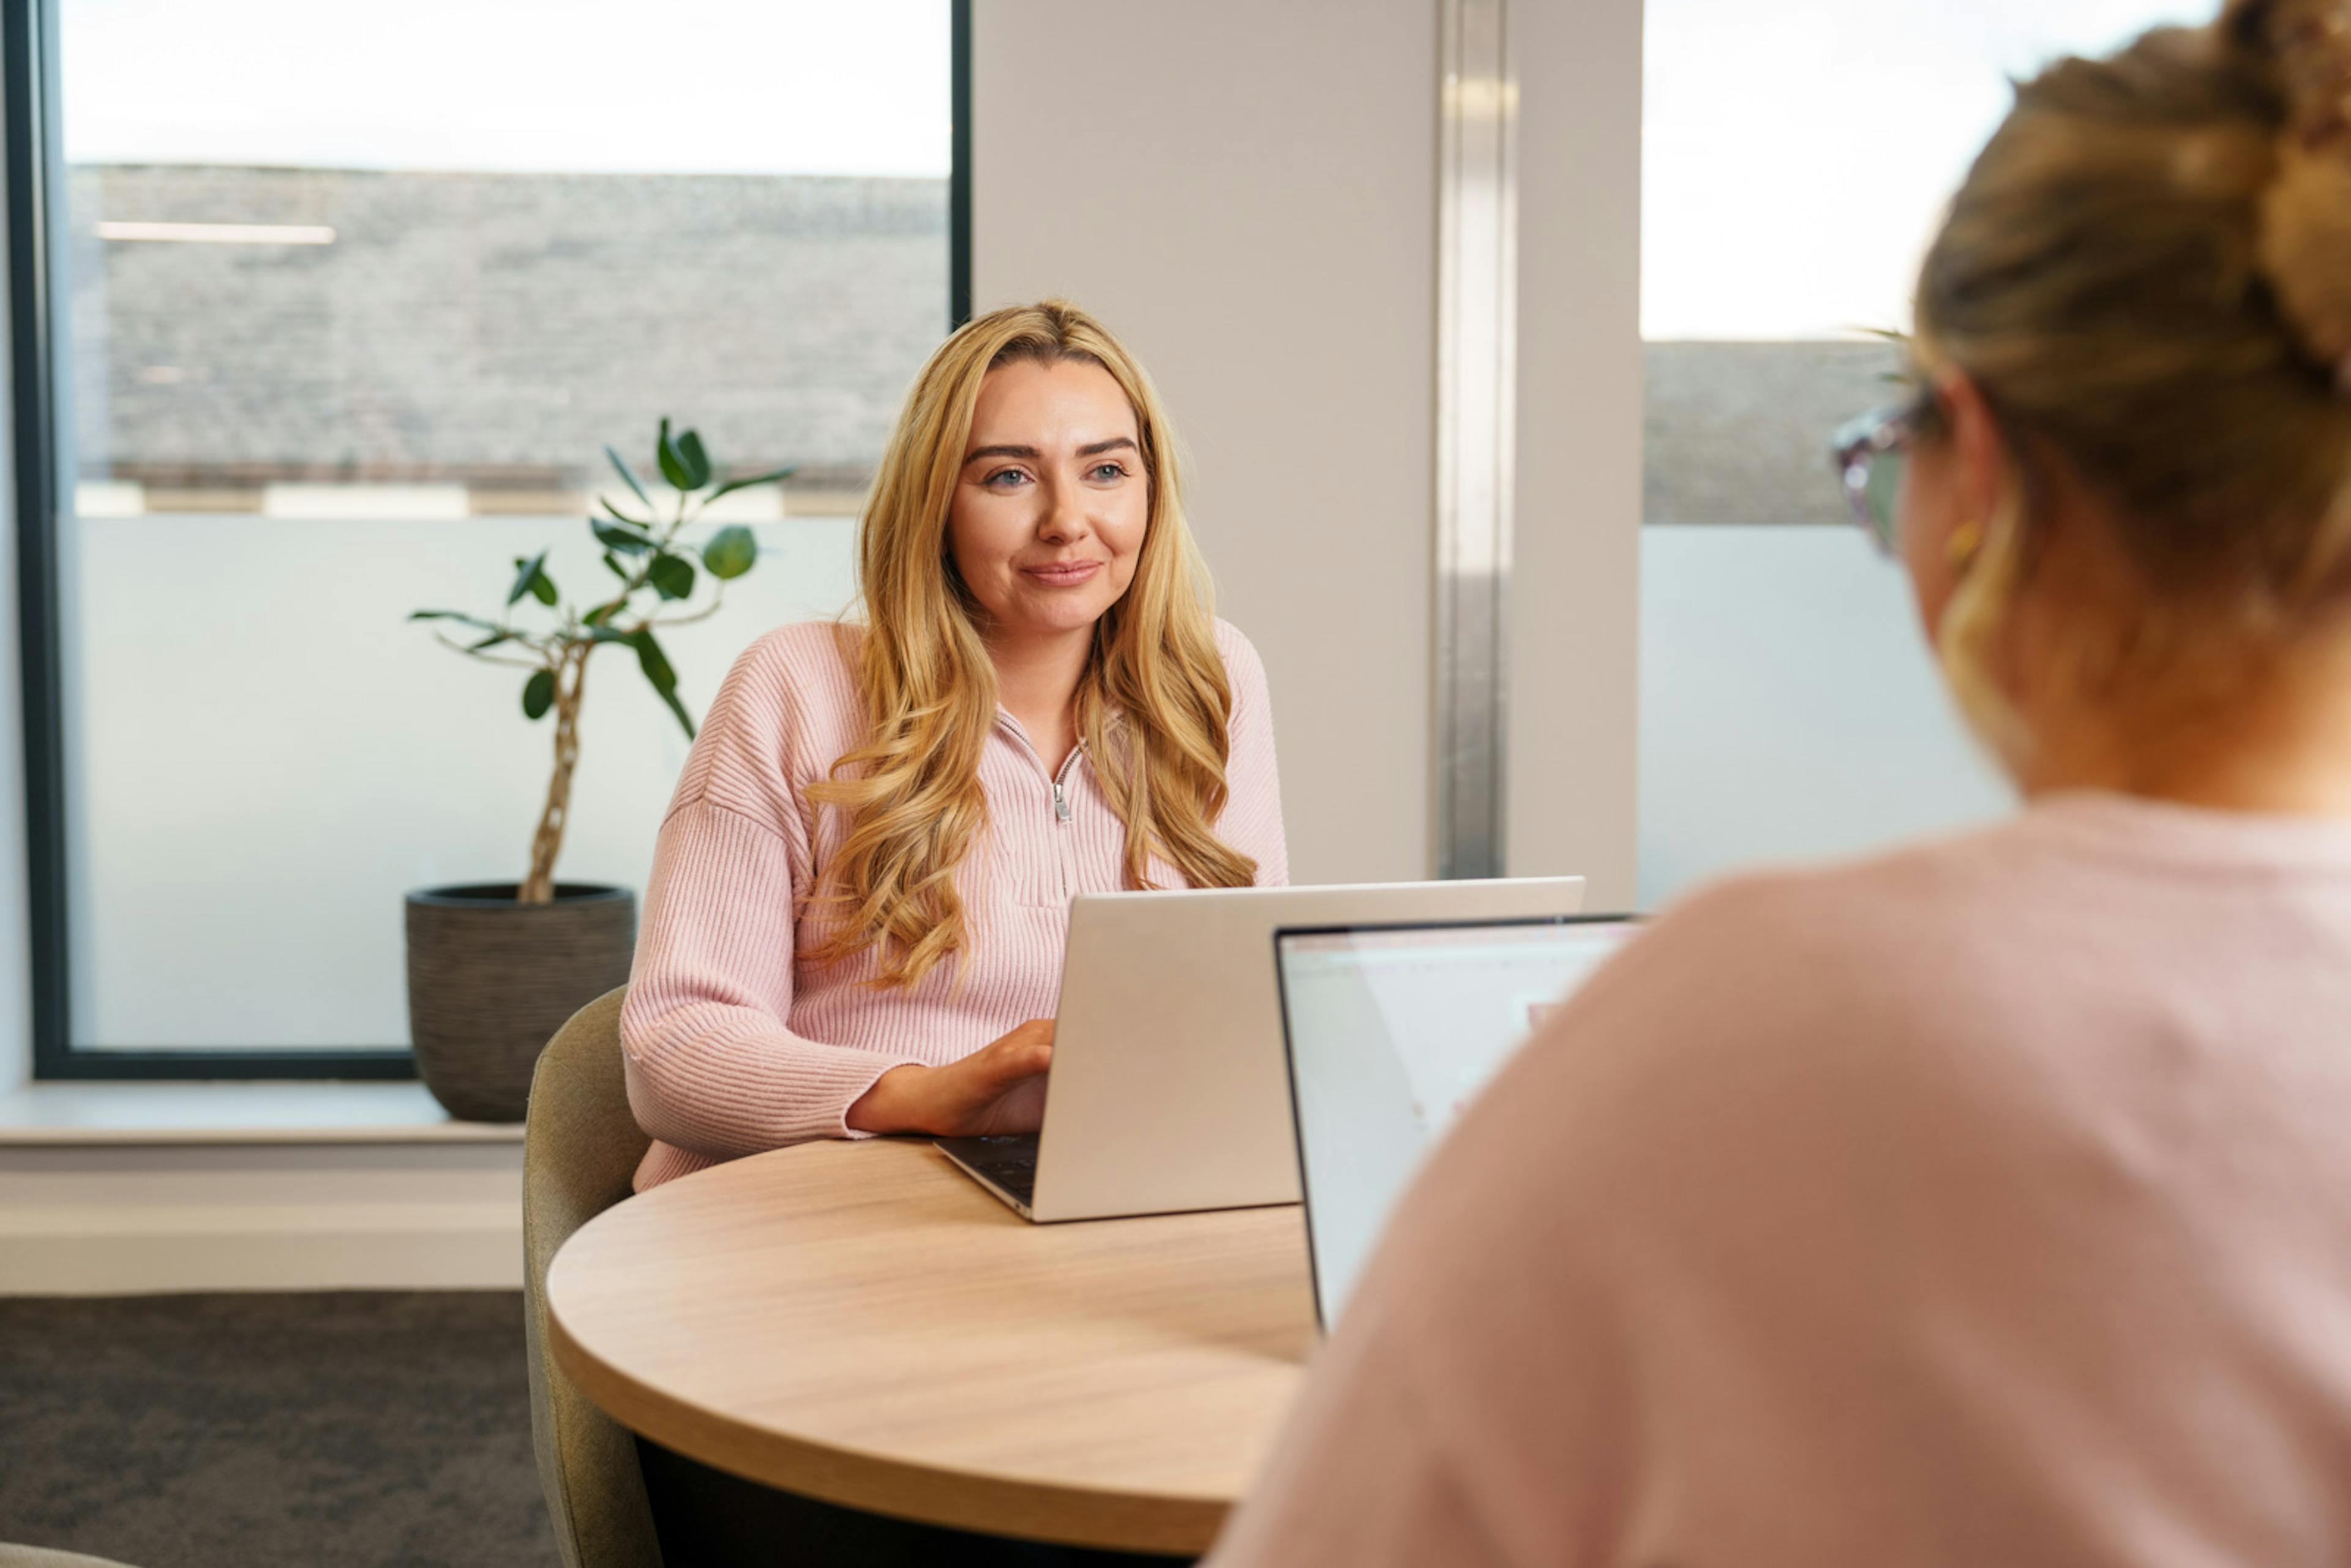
1638;528;2009;909
66;518;858;1049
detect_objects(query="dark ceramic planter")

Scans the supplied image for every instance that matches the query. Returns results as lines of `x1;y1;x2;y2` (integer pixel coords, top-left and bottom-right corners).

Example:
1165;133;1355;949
404;882;636;1122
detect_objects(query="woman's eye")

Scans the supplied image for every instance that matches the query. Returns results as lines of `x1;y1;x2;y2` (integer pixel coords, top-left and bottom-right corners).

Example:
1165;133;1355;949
1089;463;1127;482
984;468;1030;489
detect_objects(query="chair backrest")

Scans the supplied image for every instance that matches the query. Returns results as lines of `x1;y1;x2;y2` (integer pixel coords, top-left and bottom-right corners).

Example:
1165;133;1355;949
0;1547;143;1567
523;985;663;1568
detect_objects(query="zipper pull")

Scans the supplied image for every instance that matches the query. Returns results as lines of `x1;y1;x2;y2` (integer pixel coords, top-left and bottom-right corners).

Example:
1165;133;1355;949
1053;781;1071;823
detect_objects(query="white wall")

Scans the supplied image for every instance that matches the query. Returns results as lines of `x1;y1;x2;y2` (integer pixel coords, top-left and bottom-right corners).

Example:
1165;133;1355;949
972;0;1442;885
0;1140;524;1294
1512;0;1645;908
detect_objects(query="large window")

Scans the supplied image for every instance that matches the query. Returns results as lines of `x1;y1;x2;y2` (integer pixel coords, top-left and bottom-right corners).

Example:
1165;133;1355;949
12;0;967;1074
1637;0;2200;907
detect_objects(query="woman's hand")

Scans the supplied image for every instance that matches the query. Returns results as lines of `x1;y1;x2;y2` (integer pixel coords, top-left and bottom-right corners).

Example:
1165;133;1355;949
846;1019;1055;1137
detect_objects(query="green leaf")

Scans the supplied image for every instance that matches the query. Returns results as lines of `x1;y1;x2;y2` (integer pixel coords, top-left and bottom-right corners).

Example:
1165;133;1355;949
655;417;692;490
507;550;550;608
530;569;559;607
647;552;696;601
702;524;758;580
582;599;621;626
705;463;799;503
592;519;653;555
588;621;633;643
630;629;678;692
675;428;713;490
467;631;511;652
600;551;629;580
653;683;696;739
605;445;654;512
598;495;650;529
631;629;695;738
522;668;556;721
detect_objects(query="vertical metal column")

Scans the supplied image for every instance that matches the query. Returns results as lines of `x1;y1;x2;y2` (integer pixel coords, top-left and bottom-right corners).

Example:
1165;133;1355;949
1434;0;1518;879
6;0;75;1073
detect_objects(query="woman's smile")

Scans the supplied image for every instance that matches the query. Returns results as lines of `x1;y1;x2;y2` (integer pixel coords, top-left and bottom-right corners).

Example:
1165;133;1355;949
1021;558;1105;587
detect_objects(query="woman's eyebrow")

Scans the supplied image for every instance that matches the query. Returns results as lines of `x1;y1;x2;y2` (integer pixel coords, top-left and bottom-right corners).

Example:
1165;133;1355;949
962;436;1139;465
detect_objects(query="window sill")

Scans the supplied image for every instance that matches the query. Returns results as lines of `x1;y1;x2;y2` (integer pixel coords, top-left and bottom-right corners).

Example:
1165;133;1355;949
0;1081;528;1146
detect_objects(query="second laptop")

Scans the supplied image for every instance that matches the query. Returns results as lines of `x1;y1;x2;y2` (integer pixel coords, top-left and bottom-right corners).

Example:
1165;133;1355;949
936;876;1585;1221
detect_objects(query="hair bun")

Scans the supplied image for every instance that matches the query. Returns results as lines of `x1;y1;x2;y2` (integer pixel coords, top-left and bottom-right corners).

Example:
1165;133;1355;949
2230;0;2351;383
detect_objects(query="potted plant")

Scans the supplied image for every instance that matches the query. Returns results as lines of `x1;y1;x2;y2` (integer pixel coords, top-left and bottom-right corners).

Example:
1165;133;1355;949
403;421;791;1121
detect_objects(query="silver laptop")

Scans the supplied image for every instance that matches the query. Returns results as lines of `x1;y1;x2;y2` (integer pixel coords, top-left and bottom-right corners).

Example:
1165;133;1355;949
936;877;1585;1222
1277;914;1639;1326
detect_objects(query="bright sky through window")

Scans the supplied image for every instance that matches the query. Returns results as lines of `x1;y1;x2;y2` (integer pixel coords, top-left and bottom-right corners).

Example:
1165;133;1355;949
1644;0;2206;340
65;0;2207;339
59;0;950;178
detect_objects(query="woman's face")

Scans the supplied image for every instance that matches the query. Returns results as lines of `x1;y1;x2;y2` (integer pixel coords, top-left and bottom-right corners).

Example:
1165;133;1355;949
948;357;1148;645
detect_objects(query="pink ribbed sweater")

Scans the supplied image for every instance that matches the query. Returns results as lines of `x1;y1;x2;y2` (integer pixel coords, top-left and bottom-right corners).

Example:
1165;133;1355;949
620;617;1288;1191
1210;794;2351;1566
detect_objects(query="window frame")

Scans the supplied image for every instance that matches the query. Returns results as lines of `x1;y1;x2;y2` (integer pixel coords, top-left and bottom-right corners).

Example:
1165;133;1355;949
8;0;973;1079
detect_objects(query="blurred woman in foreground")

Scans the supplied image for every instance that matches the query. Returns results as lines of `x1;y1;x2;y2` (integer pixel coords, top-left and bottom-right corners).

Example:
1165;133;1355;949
1214;2;2351;1562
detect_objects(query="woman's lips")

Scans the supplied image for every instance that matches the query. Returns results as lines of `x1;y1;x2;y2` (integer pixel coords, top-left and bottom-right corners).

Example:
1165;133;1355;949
1021;560;1104;587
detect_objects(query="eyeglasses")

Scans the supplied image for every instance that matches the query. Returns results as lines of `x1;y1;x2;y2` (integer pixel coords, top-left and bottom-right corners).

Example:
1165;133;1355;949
1829;388;1935;554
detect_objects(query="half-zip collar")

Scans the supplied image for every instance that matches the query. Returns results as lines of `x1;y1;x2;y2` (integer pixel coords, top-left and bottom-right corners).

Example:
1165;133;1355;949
994;710;1088;900
993;710;1087;793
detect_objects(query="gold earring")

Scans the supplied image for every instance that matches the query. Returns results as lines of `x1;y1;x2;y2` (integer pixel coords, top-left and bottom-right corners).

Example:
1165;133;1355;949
1947;520;1984;570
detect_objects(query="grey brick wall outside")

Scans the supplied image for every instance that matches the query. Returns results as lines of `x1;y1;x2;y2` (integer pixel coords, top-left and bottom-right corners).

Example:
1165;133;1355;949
1642;339;1905;528
69;165;949;491
65;163;1897;527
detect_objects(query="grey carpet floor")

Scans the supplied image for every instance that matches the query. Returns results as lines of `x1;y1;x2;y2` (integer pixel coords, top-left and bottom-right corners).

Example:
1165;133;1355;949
0;1291;560;1568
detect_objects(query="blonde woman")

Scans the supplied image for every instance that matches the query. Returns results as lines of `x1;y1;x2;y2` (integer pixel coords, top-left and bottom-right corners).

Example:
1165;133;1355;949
1214;4;2351;1564
621;302;1281;1564
622;301;1287;1195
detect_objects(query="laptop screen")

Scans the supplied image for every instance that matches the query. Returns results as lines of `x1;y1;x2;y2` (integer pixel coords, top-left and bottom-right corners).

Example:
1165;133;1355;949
1276;916;1638;1327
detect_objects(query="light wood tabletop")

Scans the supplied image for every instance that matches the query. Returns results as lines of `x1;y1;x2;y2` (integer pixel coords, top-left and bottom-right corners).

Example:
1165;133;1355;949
545;1137;1318;1555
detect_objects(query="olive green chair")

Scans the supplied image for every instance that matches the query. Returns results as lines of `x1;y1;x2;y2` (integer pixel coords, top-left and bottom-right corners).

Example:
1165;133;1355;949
523;985;665;1568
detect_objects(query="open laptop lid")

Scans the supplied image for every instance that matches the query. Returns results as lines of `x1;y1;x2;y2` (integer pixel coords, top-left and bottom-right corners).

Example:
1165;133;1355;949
1276;913;1640;1329
1027;876;1586;1222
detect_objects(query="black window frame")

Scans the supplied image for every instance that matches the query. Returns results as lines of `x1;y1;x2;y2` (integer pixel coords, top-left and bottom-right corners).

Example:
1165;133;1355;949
8;0;973;1079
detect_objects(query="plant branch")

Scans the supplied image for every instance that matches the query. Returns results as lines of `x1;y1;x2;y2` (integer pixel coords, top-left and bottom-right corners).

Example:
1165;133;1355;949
645;588;729;629
577;499;690;628
432;631;552;669
520;643;588;904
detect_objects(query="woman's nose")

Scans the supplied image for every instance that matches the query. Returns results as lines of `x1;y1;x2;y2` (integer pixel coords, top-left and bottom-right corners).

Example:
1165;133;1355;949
1037;477;1090;542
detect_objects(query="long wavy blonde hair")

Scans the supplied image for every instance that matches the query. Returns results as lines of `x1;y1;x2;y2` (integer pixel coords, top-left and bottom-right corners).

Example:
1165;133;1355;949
804;301;1257;989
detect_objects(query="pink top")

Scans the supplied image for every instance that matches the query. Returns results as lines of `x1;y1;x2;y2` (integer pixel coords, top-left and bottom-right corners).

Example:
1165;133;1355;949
621;618;1288;1191
1212;794;2351;1566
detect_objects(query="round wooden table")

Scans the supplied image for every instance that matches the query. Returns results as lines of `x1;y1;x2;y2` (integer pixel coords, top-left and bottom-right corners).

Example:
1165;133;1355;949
546;1138;1318;1556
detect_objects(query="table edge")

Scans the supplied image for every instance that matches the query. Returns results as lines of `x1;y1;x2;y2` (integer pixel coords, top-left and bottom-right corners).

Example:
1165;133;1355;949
546;1266;1234;1556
